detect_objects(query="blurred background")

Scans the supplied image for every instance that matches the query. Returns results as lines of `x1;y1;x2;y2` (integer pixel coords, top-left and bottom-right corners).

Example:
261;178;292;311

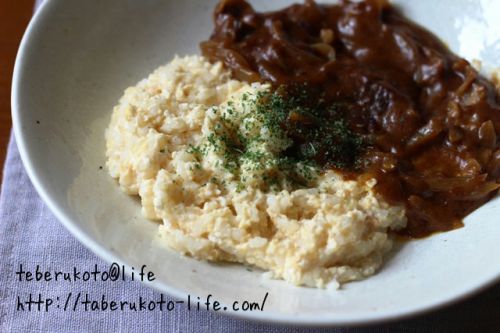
0;0;34;185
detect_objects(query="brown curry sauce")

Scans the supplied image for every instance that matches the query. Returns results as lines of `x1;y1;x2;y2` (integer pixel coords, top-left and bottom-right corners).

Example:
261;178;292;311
201;0;500;237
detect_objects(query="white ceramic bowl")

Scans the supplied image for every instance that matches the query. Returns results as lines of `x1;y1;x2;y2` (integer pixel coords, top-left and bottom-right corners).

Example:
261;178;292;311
12;0;500;326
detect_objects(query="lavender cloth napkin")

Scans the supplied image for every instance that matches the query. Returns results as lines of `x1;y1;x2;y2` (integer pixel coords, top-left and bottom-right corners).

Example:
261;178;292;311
1;2;499;332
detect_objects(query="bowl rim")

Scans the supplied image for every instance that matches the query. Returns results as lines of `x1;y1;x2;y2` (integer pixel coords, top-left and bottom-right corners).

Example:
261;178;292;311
10;0;500;327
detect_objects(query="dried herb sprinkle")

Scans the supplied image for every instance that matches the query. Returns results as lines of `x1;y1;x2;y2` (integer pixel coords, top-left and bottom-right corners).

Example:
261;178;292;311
188;85;366;191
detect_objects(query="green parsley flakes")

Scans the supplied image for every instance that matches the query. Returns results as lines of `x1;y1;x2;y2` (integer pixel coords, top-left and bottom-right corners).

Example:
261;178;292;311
187;85;366;191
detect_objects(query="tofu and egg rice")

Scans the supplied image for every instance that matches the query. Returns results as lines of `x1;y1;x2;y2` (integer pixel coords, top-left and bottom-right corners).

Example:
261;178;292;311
106;56;406;288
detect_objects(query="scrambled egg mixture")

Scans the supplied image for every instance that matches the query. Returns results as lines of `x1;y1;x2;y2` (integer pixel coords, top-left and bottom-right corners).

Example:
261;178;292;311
106;56;406;288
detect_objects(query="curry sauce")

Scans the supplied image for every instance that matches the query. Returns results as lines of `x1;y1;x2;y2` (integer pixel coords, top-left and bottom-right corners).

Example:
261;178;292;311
201;0;500;237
